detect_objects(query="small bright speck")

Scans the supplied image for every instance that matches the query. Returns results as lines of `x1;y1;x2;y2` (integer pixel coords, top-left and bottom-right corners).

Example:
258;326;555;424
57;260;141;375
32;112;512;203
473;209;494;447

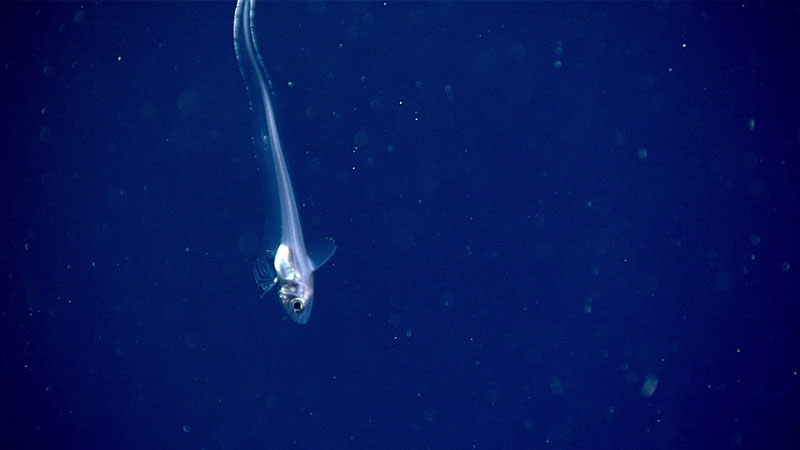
781;261;791;272
748;118;755;130
182;424;191;433
638;148;648;160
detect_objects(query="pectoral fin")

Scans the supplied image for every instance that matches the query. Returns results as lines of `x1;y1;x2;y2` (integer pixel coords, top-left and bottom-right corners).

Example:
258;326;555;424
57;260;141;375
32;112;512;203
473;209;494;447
252;256;277;298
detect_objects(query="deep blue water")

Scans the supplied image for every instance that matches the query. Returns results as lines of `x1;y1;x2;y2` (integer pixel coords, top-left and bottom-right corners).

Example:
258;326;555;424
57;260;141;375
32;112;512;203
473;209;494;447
2;2;799;449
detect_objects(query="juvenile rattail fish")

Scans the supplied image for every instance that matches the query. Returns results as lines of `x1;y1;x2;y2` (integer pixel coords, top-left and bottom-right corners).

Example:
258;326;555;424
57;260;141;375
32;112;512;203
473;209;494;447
233;0;336;324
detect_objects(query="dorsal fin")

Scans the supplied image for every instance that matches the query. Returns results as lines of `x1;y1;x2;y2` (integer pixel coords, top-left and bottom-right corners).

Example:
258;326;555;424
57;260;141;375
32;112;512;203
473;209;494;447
308;237;337;270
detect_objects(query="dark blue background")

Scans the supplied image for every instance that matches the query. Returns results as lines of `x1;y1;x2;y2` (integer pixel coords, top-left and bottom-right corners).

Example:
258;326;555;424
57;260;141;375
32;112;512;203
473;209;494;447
2;2;798;449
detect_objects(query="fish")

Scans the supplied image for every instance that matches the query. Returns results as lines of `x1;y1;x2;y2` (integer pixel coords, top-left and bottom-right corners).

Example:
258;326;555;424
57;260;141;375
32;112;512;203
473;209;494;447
234;0;336;324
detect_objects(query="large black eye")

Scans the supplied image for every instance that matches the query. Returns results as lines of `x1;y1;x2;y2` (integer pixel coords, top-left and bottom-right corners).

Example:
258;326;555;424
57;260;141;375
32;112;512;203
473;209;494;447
292;299;304;311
